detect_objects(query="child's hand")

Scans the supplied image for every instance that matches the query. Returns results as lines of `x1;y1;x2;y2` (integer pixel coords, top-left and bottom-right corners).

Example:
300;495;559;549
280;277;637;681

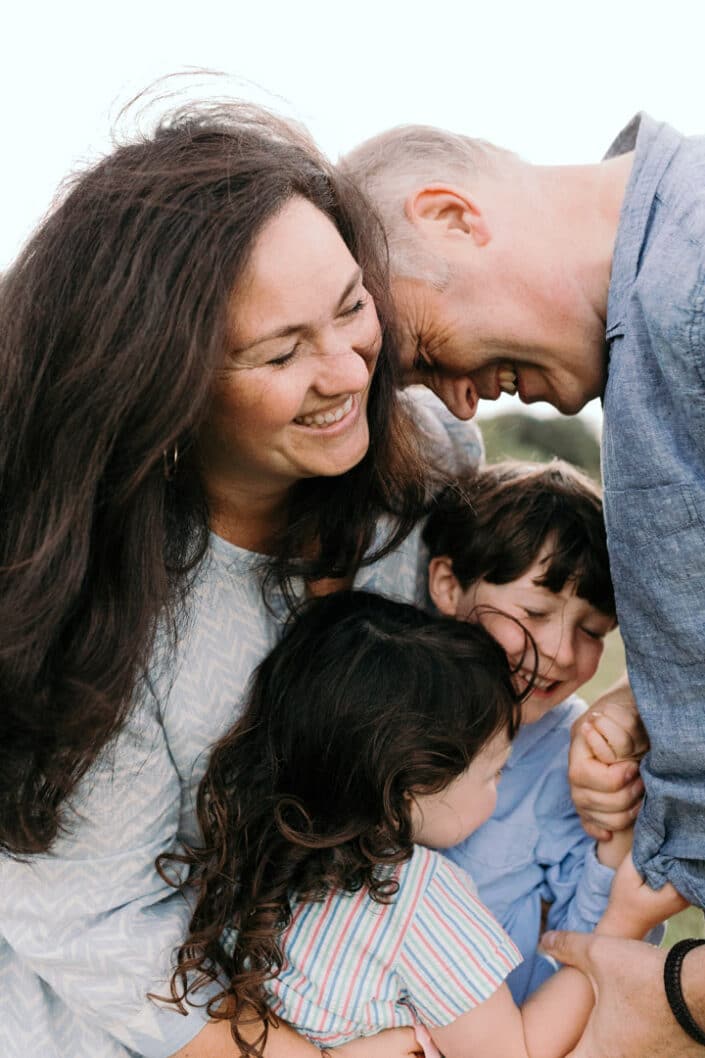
598;854;689;939
579;696;649;764
569;685;647;840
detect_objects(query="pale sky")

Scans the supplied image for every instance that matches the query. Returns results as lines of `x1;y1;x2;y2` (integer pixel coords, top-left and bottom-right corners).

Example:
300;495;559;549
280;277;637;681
3;0;703;426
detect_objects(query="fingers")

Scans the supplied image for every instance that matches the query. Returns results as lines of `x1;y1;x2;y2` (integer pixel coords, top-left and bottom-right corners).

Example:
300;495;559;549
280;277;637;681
570;759;644;834
572;779;644;815
581;819;614;842
569;754;642;797
582;716;635;762
586;709;649;760
581;720;620;764
540;929;595;973
572;788;643;835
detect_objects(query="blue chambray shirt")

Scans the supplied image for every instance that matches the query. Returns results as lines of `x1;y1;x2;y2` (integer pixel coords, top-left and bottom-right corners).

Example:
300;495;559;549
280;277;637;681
444;697;615;1003
602;113;705;907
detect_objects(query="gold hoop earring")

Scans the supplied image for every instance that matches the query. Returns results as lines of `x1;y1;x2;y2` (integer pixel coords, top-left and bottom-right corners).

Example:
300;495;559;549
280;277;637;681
162;442;179;481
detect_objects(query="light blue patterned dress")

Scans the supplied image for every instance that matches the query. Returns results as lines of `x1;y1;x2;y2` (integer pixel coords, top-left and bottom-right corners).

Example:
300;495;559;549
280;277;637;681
0;391;482;1058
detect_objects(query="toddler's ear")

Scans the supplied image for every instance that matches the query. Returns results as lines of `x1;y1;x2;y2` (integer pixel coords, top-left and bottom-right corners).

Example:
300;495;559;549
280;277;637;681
428;556;462;616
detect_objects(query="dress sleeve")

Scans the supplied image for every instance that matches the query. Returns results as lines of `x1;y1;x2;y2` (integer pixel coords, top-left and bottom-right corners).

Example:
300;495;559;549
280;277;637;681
397;854;521;1028
0;691;219;1058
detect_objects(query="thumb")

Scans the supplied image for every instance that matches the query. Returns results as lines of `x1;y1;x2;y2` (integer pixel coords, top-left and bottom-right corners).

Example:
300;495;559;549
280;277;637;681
540;929;593;971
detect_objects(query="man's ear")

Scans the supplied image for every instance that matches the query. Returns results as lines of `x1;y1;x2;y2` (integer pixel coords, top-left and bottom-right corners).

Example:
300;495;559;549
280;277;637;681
428;556;463;616
405;183;491;246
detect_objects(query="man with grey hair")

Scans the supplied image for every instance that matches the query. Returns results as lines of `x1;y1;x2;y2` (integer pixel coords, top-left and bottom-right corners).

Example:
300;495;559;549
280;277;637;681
342;116;705;1058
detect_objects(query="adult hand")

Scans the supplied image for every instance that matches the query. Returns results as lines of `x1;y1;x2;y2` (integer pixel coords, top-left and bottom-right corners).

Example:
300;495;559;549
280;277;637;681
540;932;704;1057
569;691;646;840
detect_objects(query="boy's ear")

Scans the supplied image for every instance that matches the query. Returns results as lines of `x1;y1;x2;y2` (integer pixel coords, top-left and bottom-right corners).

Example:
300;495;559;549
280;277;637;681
428;556;463;616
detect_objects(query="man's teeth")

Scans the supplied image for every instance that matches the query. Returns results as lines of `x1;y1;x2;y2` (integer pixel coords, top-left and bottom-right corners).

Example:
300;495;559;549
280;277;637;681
296;395;353;427
498;366;518;395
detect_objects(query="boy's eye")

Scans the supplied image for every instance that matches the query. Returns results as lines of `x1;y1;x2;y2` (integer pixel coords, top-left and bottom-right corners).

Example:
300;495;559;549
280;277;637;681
581;626;606;641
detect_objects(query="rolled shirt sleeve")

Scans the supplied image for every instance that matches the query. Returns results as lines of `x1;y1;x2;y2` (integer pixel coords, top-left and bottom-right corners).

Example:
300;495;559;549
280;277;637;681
601;114;705;908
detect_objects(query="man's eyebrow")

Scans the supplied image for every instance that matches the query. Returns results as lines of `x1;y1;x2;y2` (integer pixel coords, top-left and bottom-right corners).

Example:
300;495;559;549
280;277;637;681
231;267;363;354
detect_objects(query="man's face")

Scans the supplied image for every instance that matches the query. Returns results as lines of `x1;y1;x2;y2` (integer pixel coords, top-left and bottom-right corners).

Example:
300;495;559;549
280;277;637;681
392;267;608;419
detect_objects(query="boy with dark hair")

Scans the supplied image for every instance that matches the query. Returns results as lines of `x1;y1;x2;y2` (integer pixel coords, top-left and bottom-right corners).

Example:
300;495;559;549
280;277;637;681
423;460;655;1003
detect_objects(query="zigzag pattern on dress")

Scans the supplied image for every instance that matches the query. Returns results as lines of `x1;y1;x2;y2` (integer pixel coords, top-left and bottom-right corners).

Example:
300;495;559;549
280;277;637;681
0;395;482;1057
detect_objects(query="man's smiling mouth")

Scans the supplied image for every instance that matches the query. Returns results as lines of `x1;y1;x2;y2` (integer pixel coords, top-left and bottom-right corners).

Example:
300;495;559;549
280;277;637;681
498;364;518;395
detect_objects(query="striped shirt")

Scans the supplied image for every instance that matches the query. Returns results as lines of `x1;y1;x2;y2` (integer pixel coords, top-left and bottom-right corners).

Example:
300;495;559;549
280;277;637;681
266;845;521;1047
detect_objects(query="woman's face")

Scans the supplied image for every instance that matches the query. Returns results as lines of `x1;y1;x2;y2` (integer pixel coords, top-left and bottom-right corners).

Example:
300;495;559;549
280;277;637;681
200;196;382;502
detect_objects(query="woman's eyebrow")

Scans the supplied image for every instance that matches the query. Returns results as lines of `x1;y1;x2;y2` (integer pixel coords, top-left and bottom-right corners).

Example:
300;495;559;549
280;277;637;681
232;267;363;353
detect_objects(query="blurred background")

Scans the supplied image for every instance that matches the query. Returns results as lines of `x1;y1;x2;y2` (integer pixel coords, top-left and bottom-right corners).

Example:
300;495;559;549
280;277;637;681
4;0;701;938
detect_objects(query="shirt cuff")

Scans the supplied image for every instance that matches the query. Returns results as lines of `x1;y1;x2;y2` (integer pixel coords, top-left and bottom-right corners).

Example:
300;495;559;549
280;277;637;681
633;809;705;908
568;843;614;928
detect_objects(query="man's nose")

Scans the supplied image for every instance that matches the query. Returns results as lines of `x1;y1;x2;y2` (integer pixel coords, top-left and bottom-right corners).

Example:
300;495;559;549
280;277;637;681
430;374;478;420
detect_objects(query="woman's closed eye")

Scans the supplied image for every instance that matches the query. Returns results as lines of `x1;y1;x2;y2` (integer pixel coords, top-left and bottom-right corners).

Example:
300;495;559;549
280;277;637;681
265;296;369;367
266;346;300;368
340;296;368;318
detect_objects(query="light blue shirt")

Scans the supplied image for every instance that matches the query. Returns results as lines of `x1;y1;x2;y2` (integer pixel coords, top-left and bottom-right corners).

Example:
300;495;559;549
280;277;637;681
602;114;705;907
0;392;482;1058
444;697;615;1003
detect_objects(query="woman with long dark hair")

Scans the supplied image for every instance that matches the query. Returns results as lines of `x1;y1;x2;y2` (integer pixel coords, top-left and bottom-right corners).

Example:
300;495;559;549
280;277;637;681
0;100;480;1058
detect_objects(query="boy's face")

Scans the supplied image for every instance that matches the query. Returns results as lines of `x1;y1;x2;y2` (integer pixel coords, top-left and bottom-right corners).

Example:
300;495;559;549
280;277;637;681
430;546;616;723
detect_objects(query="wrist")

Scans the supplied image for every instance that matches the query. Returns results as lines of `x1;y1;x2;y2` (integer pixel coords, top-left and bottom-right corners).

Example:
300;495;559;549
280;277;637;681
664;939;705;1046
596;825;633;870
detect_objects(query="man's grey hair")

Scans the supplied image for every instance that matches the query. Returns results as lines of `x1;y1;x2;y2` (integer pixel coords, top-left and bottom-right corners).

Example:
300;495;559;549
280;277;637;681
340;125;513;285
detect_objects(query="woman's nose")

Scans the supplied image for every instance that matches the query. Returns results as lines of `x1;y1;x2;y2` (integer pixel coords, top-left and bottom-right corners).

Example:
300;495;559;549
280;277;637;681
312;344;372;395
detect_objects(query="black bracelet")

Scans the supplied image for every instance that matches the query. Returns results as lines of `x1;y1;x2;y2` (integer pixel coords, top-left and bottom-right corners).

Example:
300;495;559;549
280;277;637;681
664;938;705;1047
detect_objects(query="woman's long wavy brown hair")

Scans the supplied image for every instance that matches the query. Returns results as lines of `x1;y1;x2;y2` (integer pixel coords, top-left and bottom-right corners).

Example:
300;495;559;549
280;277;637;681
0;99;430;855
164;590;521;1057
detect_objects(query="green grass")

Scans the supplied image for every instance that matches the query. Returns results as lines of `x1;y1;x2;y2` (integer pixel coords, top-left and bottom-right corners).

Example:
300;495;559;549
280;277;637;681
663;907;705;945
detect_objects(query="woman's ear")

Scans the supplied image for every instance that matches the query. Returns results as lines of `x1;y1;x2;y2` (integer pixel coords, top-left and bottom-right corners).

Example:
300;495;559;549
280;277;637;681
428;556;463;616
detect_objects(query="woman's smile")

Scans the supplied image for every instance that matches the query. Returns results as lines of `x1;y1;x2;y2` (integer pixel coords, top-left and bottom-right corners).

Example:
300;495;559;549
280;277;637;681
294;392;355;428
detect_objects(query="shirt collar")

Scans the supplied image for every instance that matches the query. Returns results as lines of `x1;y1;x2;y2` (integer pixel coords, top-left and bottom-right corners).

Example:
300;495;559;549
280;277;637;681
605;112;682;339
505;698;577;767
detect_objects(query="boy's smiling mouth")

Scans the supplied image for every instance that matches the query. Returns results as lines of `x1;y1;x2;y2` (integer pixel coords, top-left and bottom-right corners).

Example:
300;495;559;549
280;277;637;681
517;668;562;697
